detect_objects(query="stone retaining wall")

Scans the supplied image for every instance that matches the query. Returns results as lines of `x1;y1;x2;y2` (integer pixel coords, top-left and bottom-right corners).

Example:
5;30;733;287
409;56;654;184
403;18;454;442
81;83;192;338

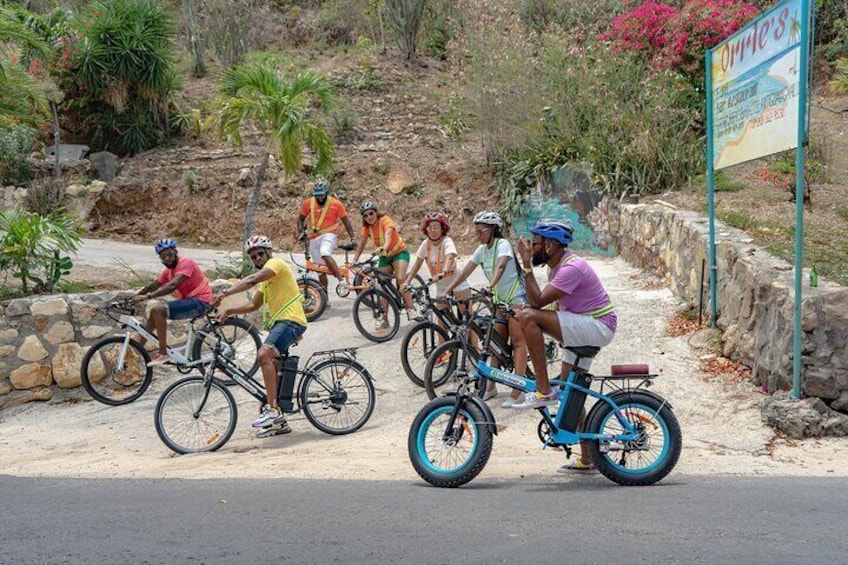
616;203;848;414
0;287;251;410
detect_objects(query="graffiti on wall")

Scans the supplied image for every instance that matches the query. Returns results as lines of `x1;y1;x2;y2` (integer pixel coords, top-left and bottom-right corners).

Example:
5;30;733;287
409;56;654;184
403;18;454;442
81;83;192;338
511;163;615;256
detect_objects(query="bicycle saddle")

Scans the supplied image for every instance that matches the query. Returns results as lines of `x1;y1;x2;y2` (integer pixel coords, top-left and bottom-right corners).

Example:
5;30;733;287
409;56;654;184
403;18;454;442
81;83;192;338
565;346;601;358
338;242;357;251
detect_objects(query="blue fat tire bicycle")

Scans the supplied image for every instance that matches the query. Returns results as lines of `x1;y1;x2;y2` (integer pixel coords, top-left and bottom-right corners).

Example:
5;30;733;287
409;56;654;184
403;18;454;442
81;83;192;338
408;342;682;488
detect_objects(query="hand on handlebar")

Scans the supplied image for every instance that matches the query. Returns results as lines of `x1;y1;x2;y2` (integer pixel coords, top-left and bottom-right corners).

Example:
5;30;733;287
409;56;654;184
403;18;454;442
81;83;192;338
131;294;148;304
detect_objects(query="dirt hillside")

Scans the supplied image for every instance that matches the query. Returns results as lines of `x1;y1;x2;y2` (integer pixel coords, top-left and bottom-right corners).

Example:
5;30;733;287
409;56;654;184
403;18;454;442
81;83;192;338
90;51;492;252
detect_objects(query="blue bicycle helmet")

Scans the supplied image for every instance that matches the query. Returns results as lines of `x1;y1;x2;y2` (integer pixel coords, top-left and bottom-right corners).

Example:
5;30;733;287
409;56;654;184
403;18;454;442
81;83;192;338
312;178;329;196
154;238;177;254
530;219;573;245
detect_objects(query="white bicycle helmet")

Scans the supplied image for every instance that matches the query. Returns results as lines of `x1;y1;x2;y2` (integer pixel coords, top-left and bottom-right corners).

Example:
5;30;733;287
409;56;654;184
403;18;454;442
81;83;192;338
473;211;502;227
244;235;273;252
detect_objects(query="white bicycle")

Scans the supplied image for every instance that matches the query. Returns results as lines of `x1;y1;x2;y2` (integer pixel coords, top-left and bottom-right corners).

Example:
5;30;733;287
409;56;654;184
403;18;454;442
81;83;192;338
80;300;261;405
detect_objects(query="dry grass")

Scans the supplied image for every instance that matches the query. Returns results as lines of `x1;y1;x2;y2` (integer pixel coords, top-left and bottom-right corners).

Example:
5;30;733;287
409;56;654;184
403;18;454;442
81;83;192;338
656;94;848;287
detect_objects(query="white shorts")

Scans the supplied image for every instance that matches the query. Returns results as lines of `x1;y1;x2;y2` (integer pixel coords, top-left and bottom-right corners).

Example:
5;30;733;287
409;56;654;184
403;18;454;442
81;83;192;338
557;311;615;370
309;233;338;265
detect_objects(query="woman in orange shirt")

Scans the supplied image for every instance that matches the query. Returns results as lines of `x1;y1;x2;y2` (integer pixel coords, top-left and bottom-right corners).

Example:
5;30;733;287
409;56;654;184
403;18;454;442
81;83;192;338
351;201;416;319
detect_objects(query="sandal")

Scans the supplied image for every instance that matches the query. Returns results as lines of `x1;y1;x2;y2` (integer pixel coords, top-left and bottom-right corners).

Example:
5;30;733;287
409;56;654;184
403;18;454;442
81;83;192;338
556;460;598;474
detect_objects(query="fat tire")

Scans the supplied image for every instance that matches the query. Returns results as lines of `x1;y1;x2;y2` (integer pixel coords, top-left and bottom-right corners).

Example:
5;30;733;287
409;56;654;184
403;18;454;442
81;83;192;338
585;391;682;486
352;288;400;342
400;321;451;387
154;375;237;454
408;396;493;488
300;359;375;435
80;336;153;406
191;317;262;378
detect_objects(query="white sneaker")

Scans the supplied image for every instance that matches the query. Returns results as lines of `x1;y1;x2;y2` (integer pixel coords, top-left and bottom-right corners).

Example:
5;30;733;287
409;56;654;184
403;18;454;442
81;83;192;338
482;388;498;401
501;393;530;409
513;391;559;410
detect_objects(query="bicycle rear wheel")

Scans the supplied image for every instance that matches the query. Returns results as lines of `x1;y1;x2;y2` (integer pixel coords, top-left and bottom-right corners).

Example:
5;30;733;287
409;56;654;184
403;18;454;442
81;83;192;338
352;288;400;342
80;336;153;406
585;391;682;486
191;317;262;377
299;277;329;322
400;321;451;387
301;359;375;435
154;375;237;454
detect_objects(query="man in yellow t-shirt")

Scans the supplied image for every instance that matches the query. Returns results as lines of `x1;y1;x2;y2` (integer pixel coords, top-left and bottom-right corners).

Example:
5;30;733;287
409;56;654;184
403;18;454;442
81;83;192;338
214;235;307;437
296;178;356;293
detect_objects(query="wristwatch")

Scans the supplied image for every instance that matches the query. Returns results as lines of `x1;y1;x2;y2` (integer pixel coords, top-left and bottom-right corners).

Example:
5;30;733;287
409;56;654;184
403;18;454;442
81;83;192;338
522;266;533;275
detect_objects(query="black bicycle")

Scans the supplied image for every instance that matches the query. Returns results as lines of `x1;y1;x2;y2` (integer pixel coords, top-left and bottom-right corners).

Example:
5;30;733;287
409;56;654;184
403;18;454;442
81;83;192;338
421;290;558;400
351;263;425;343
399;282;478;387
154;336;375;454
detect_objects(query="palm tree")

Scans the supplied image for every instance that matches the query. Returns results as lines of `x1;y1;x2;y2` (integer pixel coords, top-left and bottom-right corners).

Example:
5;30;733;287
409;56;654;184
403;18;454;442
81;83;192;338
0;5;49;127
217;62;335;251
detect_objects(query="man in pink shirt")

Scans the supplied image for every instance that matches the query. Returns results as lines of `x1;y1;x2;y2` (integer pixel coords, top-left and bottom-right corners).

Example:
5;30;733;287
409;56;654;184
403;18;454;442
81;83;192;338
132;238;213;366
514;219;617;399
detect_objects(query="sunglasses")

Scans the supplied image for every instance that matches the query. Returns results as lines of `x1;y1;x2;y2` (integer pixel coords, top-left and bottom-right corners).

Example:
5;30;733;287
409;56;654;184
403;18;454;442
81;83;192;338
363;211;377;217
248;249;267;261
159;250;176;262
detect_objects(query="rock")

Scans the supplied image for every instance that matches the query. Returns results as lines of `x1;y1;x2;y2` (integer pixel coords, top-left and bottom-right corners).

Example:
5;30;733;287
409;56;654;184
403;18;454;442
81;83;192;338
0;345;15;357
84;349;107;385
0;387;52;409
831;391;848;413
761;391;848;438
689;328;721;351
51;343;84;388
30;298;68;317
0;379;10;396
385;168;416;195
803;366;840;400
69;297;99;325
5;299;30;317
89;151;120;180
45;321;75;344
237;167;252;187
0;329;14;342
45;144;90;162
82;325;112;340
17;335;49;362
10;363;53;389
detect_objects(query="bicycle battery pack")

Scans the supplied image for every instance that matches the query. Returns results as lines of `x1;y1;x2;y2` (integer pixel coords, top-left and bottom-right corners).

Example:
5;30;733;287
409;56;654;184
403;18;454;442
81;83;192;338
276;356;299;412
558;373;592;432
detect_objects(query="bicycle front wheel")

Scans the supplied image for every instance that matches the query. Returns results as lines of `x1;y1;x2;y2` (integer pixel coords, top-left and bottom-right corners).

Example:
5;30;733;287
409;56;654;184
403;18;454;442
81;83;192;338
352;288;400;342
80;336;153;406
408;396;493;488
191;317;262;377
301;359;375;435
154;376;237;454
400;321;451;388
423;339;481;400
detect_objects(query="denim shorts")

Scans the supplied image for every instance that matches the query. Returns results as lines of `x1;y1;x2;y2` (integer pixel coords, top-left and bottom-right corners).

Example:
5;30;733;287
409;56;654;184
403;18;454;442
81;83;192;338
166;298;210;320
264;320;307;356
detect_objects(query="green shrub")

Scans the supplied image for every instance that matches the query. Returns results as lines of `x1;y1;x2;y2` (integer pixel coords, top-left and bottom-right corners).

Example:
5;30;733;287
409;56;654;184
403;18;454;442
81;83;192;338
0;124;36;186
490;38;704;219
0;210;82;294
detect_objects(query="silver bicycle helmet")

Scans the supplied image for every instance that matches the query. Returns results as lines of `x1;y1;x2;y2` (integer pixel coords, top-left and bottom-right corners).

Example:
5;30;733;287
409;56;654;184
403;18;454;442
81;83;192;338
473;211;502;227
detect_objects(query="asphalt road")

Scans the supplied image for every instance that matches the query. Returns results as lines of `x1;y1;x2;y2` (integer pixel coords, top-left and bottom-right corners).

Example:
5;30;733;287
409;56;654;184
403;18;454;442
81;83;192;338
1;475;845;565
73;238;240;273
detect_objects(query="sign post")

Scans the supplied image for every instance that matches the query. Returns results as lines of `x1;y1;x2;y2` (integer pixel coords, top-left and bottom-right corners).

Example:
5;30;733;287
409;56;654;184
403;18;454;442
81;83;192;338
706;0;813;397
